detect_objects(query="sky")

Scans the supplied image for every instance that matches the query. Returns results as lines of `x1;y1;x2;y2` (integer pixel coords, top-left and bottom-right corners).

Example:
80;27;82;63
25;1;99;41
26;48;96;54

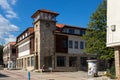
0;0;102;44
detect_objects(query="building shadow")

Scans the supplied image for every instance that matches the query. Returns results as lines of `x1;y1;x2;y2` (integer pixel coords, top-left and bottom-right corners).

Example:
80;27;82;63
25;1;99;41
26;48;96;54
0;73;9;77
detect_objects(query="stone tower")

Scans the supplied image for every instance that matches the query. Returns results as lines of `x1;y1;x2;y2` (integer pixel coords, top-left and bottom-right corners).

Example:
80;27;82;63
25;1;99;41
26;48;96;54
31;9;59;70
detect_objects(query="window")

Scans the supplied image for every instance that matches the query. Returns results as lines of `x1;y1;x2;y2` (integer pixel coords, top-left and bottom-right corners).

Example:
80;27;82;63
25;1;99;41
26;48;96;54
25;33;28;37
80;30;85;36
63;28;67;33
57;56;66;67
19;43;29;53
69;29;74;34
80;41;84;49
12;48;16;55
80;57;87;66
31;56;34;66
28;32;30;35
22;35;24;39
75;41;78;49
63;40;67;48
27;57;30;66
12;48;16;53
69;40;73;48
69;57;77;67
20;37;22;40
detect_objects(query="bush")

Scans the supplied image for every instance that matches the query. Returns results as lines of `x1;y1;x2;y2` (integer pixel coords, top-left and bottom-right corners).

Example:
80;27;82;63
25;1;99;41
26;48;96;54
110;66;116;79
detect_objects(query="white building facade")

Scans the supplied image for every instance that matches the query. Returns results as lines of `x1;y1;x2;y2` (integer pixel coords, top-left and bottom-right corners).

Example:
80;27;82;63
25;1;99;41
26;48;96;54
3;42;16;69
107;0;120;79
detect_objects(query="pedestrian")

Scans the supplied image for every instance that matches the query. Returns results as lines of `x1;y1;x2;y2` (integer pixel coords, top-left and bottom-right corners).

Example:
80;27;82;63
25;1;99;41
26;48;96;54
42;65;45;72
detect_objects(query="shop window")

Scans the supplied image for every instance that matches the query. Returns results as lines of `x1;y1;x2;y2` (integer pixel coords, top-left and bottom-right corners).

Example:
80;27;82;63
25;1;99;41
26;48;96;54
69;57;77;67
80;57;87;67
57;56;66;67
27;57;30;66
31;56;34;66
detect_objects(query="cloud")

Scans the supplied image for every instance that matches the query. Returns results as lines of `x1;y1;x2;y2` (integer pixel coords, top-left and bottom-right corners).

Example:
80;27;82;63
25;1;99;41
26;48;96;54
11;0;17;5
0;0;17;18
6;10;17;18
0;0;19;44
0;14;19;44
4;34;17;44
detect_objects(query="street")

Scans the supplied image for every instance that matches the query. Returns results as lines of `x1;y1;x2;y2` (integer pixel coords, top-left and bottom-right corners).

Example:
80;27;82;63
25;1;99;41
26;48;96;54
0;70;111;80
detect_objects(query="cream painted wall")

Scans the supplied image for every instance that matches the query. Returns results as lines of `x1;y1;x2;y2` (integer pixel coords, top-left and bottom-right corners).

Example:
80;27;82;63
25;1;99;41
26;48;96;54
107;0;120;47
18;50;30;57
68;35;85;54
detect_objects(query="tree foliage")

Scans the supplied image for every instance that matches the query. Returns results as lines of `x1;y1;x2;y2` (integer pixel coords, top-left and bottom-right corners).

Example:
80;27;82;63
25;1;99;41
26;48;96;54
0;45;3;61
83;0;114;60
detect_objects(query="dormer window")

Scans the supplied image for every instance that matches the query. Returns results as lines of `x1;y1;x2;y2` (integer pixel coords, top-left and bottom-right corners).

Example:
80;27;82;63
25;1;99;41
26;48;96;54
17;39;19;42
34;15;40;22
20;37;22;40
80;30;85;36
25;33;28;37
69;29;74;34
28;32;30;35
22;35;24;39
63;28;68;33
51;15;56;21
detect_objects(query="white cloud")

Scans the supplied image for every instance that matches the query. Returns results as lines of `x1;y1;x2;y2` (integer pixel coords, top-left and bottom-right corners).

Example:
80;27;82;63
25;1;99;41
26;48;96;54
4;34;16;44
0;0;11;10
0;0;18;44
11;0;17;5
0;14;19;44
0;0;17;18
6;10;17;18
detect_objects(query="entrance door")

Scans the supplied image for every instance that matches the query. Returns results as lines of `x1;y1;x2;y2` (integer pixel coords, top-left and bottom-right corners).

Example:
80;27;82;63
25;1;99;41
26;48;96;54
44;56;52;69
24;58;26;69
35;55;38;69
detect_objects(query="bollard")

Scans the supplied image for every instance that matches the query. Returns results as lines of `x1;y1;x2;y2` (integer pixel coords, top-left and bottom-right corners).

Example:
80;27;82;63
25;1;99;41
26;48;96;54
28;71;30;80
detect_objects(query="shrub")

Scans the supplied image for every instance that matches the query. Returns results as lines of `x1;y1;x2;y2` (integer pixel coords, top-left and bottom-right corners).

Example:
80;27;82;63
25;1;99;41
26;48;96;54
110;66;116;79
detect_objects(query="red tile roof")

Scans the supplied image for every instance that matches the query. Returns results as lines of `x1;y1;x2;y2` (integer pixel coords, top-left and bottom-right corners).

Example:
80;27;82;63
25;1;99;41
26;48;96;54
17;27;34;39
56;23;86;30
56;24;65;28
31;9;59;18
9;42;16;45
55;23;86;33
4;42;16;47
40;9;59;15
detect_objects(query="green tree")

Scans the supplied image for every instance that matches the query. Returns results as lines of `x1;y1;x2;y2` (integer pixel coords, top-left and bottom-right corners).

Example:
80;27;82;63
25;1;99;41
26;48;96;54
83;0;114;60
